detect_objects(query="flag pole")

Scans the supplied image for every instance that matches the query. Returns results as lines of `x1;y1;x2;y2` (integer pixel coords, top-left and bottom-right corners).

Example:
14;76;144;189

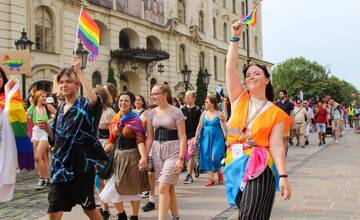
74;4;83;54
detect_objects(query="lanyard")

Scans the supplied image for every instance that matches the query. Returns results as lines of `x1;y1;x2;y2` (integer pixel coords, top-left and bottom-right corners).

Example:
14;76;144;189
241;98;268;134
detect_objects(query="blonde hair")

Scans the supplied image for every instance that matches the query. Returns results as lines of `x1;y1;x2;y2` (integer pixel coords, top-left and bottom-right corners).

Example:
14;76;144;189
95;86;113;108
185;90;196;98
56;67;80;84
154;83;172;104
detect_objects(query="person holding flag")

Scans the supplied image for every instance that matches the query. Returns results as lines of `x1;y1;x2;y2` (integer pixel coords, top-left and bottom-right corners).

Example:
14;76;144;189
223;16;291;220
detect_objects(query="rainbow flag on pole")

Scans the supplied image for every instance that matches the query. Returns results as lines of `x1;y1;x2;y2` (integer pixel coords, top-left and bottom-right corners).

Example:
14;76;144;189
77;8;100;62
241;4;260;26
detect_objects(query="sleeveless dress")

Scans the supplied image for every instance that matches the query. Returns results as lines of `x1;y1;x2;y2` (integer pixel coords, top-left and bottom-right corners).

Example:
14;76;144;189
199;113;226;172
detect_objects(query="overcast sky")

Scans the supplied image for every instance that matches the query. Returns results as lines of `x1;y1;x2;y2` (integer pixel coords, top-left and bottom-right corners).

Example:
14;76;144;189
261;0;360;90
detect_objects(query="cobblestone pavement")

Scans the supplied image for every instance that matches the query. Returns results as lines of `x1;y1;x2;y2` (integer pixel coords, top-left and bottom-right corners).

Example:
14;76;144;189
1;130;355;220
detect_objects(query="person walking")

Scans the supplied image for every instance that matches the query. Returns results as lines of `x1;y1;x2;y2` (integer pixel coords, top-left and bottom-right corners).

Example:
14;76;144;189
39;56;108;220
182;91;202;184
303;101;314;146
275;89;293;155
196;96;226;186
329;99;342;143
223;20;291;220
291;100;309;148
348;104;355;128
315;101;328;146
145;83;187;220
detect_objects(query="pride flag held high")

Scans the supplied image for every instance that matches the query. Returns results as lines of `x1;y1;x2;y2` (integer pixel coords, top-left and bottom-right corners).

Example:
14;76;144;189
77;8;100;62
241;4;260;26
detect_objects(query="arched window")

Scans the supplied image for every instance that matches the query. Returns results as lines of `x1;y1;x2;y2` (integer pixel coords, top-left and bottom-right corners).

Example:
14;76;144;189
94;20;110;47
179;44;186;71
223;23;227;41
92;71;101;87
119;28;139;49
199;11;204;33
146;36;161;50
199;52;205;71
32;81;52;93
214;56;218;80
232;0;236;13
241;1;245;16
119;31;130;49
177;0;186;23
34;6;53;52
242;31;246;49
213;18;217;39
255;36;259;53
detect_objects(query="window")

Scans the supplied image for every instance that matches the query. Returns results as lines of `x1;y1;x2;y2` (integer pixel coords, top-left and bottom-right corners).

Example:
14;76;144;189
119;31;130;49
232;0;236;13
255;36;258;53
242;31;246;49
179;44;186;71
213;18;217;39
92;71;102;87
214;56;218;80
223;0;226;8
223;23;227;41
199;52;205;71
177;0;186;23
199;11;204;33
241;1;246;16
32;81;52;93
34;6;53;52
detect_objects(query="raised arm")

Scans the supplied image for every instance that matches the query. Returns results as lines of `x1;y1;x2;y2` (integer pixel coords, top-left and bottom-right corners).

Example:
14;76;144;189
226;21;245;103
71;56;98;105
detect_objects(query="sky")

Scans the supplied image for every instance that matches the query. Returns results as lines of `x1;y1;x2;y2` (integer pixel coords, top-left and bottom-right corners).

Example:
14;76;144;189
261;0;360;90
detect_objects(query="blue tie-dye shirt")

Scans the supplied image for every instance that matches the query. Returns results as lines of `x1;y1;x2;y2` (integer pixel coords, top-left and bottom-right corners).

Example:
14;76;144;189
50;95;107;183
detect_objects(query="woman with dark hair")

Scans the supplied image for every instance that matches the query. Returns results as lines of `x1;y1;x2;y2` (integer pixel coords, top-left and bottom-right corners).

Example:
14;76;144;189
100;91;149;220
223;21;291;219
134;95;148;120
104;83;119;112
196;96;226;186
172;97;180;108
0;69;34;201
145;83;187;220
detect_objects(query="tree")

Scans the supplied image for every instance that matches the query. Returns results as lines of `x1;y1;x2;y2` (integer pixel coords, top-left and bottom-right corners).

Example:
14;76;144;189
107;61;117;87
195;68;207;107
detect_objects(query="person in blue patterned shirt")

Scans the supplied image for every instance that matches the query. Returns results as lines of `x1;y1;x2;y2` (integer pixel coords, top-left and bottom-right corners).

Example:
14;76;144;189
39;56;107;220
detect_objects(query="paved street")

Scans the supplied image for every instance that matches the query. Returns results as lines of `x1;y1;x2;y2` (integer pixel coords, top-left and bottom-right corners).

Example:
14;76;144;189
1;129;359;220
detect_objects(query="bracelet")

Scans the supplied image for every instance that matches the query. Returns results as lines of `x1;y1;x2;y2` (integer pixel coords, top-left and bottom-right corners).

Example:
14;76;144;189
178;156;184;161
279;175;288;178
229;37;240;42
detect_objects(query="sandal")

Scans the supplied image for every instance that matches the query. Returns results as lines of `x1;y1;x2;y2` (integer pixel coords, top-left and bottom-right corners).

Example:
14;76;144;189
218;173;224;185
205;178;215;187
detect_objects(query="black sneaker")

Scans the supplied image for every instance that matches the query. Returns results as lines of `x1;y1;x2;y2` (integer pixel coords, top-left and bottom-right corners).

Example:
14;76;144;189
117;211;127;220
35;179;47;190
322;139;326;144
141;201;155;212
130;216;139;220
183;175;193;184
99;208;110;220
305;140;309;145
289;140;293;146
318;142;322;146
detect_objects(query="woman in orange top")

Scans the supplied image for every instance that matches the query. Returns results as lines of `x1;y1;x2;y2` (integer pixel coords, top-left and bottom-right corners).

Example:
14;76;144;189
224;20;291;220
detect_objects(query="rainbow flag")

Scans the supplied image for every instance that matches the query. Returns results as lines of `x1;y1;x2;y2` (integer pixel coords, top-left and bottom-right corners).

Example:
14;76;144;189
3;55;23;71
77;8;100;62
241;4;260;26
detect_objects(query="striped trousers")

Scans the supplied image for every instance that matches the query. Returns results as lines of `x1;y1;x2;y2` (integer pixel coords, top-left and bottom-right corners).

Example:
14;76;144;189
235;167;276;220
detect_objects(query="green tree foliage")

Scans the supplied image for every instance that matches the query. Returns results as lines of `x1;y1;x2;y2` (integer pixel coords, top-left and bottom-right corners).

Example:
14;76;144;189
195;68;207;107
271;57;359;105
107;61;117;87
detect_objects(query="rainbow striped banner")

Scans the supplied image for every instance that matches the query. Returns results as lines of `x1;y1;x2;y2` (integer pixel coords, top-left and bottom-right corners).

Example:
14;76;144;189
77;8;100;62
241;4;260;26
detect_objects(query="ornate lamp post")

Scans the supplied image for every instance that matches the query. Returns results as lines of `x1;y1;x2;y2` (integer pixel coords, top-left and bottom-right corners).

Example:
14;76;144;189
157;63;164;74
75;41;89;95
181;64;191;92
15;28;33;99
203;69;211;90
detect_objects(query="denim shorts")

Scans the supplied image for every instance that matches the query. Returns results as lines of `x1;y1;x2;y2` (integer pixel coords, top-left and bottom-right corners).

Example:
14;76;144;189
316;123;326;133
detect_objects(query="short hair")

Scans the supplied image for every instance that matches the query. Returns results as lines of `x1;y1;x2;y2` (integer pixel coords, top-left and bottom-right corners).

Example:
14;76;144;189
56;67;80;84
118;91;136;105
104;83;118;100
95;86;112;108
154;83;172;104
279;89;287;96
0;67;9;94
33;90;47;106
185;90;196;98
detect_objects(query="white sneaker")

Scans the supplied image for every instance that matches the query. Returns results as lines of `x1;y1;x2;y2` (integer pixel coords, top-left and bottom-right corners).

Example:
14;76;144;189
335;140;338;144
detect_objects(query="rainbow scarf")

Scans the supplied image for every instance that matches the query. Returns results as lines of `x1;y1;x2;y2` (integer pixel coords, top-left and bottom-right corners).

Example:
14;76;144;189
240;4;260;26
120;111;145;141
223;146;279;206
77;8;100;62
0;85;34;170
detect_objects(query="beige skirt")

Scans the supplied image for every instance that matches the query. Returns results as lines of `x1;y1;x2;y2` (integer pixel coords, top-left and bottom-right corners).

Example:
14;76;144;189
113;148;149;195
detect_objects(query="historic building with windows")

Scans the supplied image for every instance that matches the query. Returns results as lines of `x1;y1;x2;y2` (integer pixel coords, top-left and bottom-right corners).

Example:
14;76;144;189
0;0;272;99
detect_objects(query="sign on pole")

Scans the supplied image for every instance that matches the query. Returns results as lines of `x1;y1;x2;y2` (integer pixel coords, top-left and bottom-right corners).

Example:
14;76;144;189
0;50;31;75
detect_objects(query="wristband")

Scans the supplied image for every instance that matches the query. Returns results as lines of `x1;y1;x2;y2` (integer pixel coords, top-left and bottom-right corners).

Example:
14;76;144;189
279;175;288;178
229;37;240;42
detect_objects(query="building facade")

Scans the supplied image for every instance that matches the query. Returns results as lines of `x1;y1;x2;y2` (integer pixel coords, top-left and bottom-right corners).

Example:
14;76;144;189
0;0;272;100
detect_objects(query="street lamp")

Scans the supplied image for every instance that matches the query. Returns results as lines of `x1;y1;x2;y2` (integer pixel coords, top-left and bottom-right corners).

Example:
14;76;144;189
15;28;33;99
75;41;89;70
203;69;211;89
158;63;164;74
181;64;191;91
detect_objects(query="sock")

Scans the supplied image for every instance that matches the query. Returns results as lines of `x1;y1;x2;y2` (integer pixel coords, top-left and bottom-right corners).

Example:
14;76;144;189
149;196;155;203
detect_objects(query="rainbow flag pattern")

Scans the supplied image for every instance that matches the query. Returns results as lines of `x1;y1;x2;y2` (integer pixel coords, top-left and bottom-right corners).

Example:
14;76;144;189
77;9;100;62
241;4;260;26
3;55;23;71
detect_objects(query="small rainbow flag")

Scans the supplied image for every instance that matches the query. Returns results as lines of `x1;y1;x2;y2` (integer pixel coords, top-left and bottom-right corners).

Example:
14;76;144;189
3;55;23;71
241;4;260;26
77;8;100;62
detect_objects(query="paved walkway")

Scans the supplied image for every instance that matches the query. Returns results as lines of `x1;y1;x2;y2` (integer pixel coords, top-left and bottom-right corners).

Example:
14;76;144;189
1;130;357;220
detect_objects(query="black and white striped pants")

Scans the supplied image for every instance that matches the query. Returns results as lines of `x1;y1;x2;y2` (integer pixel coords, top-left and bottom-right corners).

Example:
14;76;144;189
235;167;276;220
